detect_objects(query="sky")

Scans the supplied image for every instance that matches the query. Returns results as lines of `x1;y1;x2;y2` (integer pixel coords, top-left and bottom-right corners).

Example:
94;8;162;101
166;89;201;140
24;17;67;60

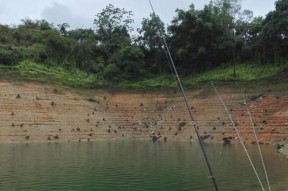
0;0;277;30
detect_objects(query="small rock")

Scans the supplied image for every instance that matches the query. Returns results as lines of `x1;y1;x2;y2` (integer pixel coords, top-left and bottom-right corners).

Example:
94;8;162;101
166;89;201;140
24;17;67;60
276;143;284;150
200;135;211;140
223;137;231;145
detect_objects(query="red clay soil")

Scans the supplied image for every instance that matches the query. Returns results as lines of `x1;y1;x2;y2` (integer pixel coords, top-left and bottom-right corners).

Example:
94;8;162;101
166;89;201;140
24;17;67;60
0;80;287;145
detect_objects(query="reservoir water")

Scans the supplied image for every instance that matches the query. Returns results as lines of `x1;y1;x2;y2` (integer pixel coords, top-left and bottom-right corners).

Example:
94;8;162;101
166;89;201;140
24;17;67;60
0;141;287;191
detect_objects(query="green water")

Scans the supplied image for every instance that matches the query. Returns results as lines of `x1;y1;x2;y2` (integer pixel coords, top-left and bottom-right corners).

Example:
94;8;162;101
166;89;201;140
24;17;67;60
0;141;287;191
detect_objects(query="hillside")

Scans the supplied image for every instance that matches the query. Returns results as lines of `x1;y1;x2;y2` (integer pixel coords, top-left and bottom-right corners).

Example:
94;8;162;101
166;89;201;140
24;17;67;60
0;78;287;147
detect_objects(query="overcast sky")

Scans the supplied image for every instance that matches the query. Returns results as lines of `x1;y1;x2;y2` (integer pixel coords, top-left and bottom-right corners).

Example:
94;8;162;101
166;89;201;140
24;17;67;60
0;0;277;30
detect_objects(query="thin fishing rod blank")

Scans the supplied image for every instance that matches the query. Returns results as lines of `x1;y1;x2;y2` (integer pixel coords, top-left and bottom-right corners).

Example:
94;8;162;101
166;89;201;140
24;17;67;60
242;95;272;191
211;82;266;191
148;1;219;191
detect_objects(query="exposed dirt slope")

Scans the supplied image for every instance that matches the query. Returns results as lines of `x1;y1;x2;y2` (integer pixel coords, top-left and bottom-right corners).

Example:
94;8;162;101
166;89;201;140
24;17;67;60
0;80;287;144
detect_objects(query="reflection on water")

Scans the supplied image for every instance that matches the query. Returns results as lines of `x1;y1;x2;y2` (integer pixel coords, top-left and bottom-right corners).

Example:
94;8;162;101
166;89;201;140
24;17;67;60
0;141;287;191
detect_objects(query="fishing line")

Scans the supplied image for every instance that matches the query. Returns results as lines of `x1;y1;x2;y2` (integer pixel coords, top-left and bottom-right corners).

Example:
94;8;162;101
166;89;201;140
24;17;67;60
211;82;266;191
242;94;272;191
148;0;219;190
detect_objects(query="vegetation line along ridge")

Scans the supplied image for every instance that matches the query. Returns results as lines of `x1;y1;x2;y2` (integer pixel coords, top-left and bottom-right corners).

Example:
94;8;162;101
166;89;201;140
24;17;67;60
0;0;287;88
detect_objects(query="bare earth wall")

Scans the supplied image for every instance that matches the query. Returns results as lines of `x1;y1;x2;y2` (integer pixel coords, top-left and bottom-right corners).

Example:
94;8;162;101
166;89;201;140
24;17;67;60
0;80;287;155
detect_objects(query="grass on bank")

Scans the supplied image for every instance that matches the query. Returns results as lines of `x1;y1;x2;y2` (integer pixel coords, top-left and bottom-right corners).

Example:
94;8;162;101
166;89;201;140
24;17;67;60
119;62;288;89
0;61;287;89
0;61;103;88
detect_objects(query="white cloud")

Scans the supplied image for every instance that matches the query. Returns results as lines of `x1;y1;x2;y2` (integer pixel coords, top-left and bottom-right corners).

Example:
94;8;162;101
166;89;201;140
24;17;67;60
242;0;275;17
0;0;277;29
0;0;51;25
41;1;93;29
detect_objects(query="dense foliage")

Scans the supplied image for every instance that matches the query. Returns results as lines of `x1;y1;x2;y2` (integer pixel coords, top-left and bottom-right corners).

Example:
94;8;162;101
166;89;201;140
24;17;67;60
0;0;287;88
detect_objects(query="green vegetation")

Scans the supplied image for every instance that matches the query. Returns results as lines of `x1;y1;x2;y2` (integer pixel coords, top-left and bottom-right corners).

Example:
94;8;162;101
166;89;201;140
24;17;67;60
119;62;288;89
0;0;287;89
1;61;103;88
118;75;177;89
2;61;286;89
183;63;287;84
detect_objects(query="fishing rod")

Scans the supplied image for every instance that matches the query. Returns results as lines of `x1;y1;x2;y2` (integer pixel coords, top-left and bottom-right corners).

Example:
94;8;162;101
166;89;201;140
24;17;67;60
242;94;272;191
211;82;266;191
147;1;219;191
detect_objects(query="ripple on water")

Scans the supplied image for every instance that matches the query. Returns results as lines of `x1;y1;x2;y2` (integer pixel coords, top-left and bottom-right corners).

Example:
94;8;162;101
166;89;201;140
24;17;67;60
0;141;287;191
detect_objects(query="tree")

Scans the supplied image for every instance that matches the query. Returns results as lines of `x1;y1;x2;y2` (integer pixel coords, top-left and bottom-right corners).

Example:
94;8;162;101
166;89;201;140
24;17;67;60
66;28;99;72
43;30;71;64
258;0;288;64
0;46;19;65
112;45;145;78
167;1;254;75
137;14;168;74
236;16;264;62
138;14;165;51
58;23;70;36
94;4;134;63
0;25;13;44
168;3;236;73
213;0;253;77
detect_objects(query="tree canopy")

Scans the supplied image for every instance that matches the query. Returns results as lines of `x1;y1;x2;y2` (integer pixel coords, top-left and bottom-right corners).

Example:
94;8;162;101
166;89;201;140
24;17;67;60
0;0;287;84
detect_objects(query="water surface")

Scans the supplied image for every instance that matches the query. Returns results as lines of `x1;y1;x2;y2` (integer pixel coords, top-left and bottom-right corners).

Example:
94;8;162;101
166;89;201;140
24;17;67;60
0;141;287;191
